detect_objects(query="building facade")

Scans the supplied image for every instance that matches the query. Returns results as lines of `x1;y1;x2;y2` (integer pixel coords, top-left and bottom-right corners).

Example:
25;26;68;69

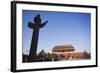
52;45;90;60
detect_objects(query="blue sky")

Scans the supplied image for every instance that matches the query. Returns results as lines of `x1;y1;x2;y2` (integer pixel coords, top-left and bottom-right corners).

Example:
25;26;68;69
22;10;91;55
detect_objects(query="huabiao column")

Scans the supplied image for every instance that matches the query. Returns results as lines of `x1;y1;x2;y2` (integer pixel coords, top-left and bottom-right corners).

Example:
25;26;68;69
28;14;48;62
